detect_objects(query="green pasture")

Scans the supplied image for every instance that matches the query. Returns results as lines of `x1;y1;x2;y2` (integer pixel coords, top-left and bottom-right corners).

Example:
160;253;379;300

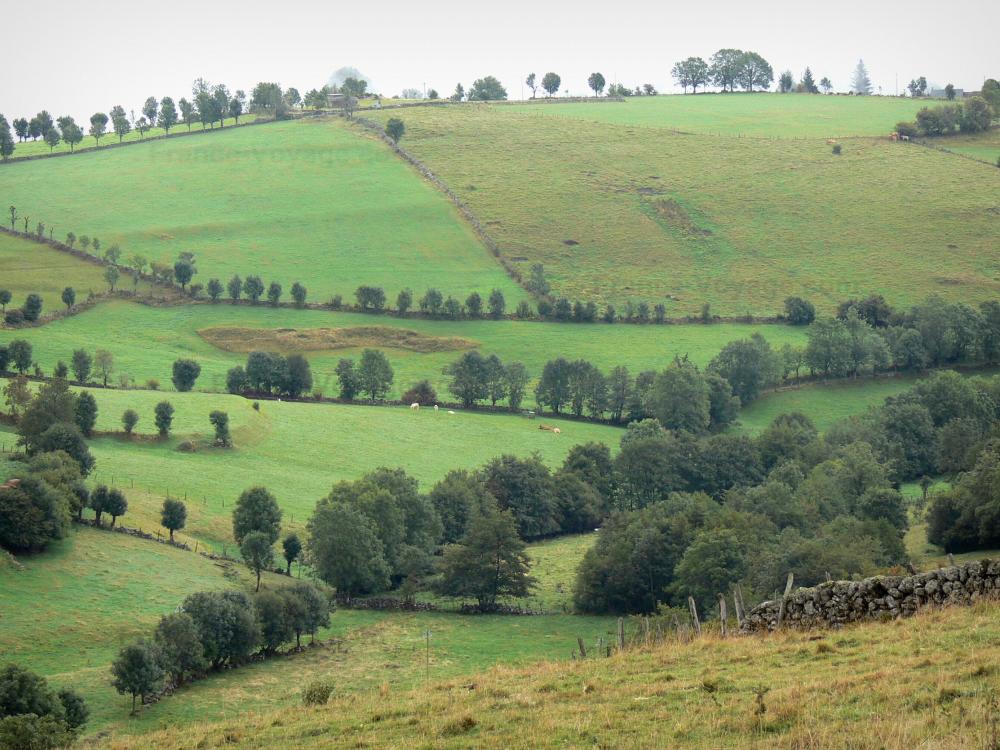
0;117;522;305
508;93;927;138
0;232;153;307
735;376;918;434
0;382;623;546
367;104;1000;314
737;368;999;435
6;114;257;159
0;299;806;397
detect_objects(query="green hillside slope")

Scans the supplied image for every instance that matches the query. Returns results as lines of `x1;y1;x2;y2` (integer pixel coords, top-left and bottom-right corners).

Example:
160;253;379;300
0;117;523;304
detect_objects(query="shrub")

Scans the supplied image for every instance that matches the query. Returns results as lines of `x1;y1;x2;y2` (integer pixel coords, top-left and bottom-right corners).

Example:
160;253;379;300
832;144;842;155
895;121;918;138
401;380;437;405
783;296;816;325
302;679;335;706
145;378;160;391
5;309;25;326
22;294;42;322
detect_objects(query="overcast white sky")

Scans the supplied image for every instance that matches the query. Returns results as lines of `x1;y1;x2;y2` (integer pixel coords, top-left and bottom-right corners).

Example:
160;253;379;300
3;0;998;121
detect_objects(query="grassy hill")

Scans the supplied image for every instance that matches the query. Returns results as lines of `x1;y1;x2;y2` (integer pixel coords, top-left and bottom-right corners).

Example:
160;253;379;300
0;117;523;304
366;103;1000;314
0;299;806;397
508;93;928;137
95;598;1000;749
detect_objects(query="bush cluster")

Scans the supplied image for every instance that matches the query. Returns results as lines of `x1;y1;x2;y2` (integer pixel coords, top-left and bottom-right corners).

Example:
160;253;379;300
227;352;313;398
576;368;1000;616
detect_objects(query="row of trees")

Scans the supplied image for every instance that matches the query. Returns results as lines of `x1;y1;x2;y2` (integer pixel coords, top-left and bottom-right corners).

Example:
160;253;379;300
0;78;302;160
671;50;776;93
111;582;330;713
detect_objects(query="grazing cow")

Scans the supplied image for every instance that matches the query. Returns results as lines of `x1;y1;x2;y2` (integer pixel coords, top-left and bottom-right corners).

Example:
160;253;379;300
901;135;910;142
434;404;439;412
448;410;456;415
826;139;837;145
553;428;561;434
538;424;554;432
410;403;420;410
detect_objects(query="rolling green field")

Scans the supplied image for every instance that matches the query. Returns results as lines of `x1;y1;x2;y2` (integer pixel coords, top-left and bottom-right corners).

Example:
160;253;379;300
366;104;1000;314
0;232;153;307
0;299;806;397
508;93;927;138
0;117;523;304
0;526;615;739
7;114;257;159
0;381;623;546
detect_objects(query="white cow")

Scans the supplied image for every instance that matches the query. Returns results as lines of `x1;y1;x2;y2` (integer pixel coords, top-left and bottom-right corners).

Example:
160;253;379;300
410;403;420;410
448;410;456;415
434;404;439;412
553;427;561;434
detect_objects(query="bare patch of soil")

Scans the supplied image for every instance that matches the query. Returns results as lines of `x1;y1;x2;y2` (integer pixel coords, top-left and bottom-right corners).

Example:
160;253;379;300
198;326;479;354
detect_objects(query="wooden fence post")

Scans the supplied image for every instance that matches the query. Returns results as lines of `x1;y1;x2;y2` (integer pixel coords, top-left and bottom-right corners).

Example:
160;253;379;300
577;637;587;659
732;585;745;629
643;617;650;646
688;596;701;636
718;594;728;638
776;573;794;628
617;617;625;652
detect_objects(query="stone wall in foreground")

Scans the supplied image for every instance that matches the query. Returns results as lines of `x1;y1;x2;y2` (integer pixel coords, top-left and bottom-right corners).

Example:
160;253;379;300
743;558;1000;632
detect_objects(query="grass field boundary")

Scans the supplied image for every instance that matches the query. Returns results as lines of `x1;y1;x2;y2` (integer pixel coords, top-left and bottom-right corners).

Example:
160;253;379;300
348;114;538;300
911;132;1000;167
1;114;271;165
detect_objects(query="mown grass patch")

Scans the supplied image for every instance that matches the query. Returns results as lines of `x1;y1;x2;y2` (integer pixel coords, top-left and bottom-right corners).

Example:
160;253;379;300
0;117;523;304
366;104;1000;314
507;94;929;138
197;324;478;354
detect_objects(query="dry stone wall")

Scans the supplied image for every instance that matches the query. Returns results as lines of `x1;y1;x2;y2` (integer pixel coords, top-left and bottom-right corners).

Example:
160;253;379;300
743;559;1000;632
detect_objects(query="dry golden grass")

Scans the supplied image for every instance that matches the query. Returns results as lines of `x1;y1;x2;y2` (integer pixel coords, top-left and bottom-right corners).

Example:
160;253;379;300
97;599;1000;749
197;325;479;354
